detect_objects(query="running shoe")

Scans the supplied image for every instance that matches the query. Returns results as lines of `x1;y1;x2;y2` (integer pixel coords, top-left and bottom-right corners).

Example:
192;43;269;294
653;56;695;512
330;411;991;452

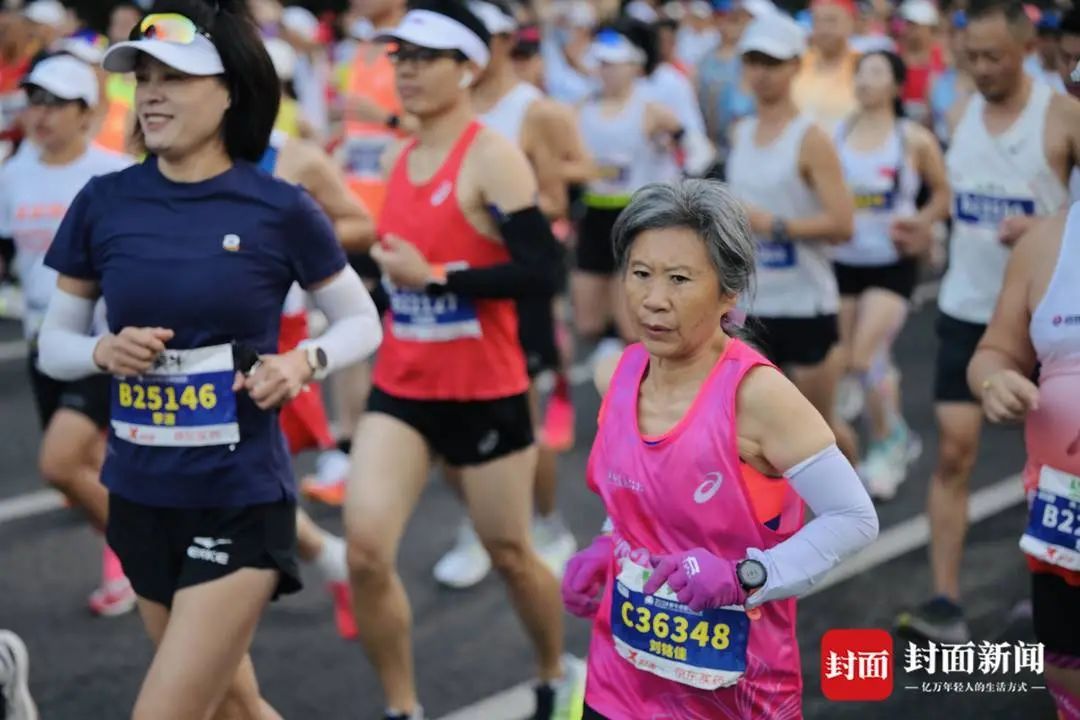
383;706;424;720
0;630;38;720
533;655;586;720
0;282;23;321
533;514;578;579
541;376;575;452
301;450;350;507
895;596;971;644
327;581;358;641
835;374;865;423
862;421;919;502
87;578;136;617
432;522;491;589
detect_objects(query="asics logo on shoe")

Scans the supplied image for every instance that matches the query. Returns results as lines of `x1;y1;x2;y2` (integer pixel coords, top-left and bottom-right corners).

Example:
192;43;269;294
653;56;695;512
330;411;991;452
430;180;453;207
187;537;232;565
693;472;724;504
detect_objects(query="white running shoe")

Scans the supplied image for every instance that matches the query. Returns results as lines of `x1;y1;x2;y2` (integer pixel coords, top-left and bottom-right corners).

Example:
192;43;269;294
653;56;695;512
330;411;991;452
835;374;865;423
0;630;38;720
432;522;491;589
533;515;578;579
862;423;913;501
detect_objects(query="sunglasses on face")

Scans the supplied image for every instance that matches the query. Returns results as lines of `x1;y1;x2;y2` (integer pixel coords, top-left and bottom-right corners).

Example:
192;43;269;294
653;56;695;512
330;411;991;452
26;87;77;107
387;44;466;65
130;13;212;44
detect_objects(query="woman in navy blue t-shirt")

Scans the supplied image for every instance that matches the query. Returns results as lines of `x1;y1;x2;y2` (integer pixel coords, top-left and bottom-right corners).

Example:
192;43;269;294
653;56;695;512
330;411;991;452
36;2;381;718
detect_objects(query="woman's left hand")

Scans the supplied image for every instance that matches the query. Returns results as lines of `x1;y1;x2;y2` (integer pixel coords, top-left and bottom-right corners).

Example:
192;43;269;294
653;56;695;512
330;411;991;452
370;234;434;290
643;548;745;611
232;350;312;410
744;206;773;235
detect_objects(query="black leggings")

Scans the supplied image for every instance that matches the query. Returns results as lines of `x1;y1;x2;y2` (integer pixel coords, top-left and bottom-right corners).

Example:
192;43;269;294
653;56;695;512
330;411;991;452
582;704;608;719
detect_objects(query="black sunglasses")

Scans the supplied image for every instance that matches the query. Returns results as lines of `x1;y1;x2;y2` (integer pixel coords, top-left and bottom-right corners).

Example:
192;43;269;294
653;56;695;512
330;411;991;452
387;45;467;65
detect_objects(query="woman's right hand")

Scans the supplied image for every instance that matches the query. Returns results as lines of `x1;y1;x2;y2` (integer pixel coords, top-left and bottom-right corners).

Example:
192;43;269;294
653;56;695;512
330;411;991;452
561;534;613;619
980;369;1040;423
92;327;174;377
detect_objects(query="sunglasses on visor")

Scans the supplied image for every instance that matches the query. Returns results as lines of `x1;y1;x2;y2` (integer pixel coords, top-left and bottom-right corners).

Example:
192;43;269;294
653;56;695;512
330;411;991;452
129;13;213;44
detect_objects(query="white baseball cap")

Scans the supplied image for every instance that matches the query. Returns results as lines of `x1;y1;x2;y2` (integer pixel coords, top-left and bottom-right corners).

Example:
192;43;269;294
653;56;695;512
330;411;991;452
900;0;939;26
469;0;517;35
23;0;66;29
376;9;491;69
740;0;777;18
103;15;225;76
22;54;98;106
54;34;107;65
625;0;659;23
588;29;646;64
738;11;806;59
282;6;320;43
264;37;296;82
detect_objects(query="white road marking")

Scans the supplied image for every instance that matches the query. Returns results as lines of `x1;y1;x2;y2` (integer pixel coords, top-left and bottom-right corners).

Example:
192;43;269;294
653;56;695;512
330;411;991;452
0;338;26;362
0;489;64;525
434;473;1025;720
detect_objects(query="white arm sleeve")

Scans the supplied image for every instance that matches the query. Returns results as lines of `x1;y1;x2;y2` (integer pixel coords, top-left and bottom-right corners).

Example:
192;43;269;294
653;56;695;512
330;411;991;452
300;266;382;375
37;288;104;381
744;444;879;608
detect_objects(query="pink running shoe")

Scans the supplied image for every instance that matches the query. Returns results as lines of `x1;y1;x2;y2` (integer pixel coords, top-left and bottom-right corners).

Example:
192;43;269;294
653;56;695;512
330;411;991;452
88;578;136;617
541;374;575;452
328;581;358;640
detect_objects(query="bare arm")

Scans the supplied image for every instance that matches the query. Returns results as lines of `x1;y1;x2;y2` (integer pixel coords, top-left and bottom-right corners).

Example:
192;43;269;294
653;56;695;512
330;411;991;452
909;122;951;225
540;100;595;187
967;215;1052;421
296;142;376;252
755;125;853;245
645;102;684;138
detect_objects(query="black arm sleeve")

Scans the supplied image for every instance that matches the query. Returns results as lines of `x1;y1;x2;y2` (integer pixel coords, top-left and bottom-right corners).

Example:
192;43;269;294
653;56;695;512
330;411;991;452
437;206;559;299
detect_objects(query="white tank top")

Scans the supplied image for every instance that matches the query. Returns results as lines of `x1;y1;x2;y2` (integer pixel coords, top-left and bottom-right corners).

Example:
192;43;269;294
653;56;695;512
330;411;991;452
480;82;543;145
579;90;656;203
727;114;838;318
940;81;1068;324
1030;202;1080;366
833;120;919;267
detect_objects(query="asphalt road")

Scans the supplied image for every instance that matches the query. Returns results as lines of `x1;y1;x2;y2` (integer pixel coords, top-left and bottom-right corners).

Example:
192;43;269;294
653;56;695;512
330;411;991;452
0;304;1057;720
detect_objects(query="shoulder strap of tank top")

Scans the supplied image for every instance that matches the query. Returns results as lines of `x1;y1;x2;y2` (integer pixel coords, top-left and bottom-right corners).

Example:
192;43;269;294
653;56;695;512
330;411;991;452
439;121;485;178
892;118;908;197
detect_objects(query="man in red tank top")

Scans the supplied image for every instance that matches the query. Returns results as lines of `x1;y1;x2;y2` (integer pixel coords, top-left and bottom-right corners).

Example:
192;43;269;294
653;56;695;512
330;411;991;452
342;2;574;719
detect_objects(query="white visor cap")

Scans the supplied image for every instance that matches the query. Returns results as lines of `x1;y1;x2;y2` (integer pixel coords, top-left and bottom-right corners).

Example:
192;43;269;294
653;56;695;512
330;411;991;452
376;9;491;69
103;32;225;76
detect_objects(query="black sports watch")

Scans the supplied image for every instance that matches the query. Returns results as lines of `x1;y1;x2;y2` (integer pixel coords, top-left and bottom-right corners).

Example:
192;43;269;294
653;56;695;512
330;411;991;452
770;217;789;243
736;558;768;592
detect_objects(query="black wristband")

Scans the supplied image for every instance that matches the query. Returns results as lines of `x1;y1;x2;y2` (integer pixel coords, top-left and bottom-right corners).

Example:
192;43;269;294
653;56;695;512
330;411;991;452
771;217;789;243
385;114;401;130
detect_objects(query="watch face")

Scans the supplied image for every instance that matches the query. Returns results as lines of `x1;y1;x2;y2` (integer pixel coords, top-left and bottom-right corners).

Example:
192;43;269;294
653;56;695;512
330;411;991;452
315;347;328;369
739;560;767;588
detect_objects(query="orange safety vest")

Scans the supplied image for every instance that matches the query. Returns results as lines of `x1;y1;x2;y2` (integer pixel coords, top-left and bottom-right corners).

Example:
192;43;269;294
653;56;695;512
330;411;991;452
340;43;402;220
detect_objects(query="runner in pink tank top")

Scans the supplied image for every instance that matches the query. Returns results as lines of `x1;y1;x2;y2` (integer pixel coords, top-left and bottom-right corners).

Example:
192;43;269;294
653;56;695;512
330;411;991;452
562;180;879;720
970;204;1080;720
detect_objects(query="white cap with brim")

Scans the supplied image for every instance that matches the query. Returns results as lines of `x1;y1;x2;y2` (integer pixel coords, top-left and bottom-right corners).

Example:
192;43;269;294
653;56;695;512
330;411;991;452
22;54;98;106
738;11;806;59
55;37;105;65
376;9;491;69
282;6;320;42
102;33;225;76
469;1;517;35
23;0;66;29
264;37;296;82
588;32;646;65
739;0;777;18
899;0;939;26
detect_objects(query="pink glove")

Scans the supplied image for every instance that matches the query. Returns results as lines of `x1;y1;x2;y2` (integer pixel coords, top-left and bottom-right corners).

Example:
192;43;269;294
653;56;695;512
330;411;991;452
643;548;746;612
561;534;612;619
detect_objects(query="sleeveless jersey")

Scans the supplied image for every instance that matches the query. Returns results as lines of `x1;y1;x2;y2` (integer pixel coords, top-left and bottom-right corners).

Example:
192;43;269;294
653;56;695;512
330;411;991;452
1020;203;1080;586
480;82;542;145
727;114;838;318
579;90;659;209
373;121;528;401
940;81;1067;324
584;340;805;718
339;44;403;219
834;121;919;267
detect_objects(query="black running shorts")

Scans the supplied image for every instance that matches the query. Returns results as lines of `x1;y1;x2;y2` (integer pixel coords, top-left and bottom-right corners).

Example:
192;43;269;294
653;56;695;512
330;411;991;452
576;206;624;276
933;312;986;404
106;493;302;608
27;344;110;430
749;314;839;368
834;258;919;300
367;387;534;467
1032;571;1080;659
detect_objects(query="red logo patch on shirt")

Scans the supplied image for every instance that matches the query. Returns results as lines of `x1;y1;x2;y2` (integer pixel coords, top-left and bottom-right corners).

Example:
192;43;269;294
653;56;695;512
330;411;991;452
821;629;894;701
